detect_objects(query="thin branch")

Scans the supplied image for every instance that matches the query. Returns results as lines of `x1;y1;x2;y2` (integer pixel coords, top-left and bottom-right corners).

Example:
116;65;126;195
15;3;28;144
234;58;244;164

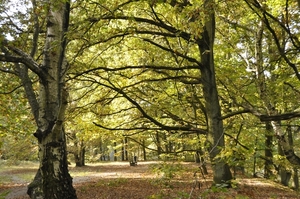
222;109;251;120
69;64;199;80
99;15;192;41
142;38;201;65
0;84;22;94
224;132;249;150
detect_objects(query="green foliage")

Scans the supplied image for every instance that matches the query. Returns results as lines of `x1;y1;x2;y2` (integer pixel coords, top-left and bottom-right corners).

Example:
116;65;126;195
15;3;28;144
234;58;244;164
150;161;183;187
0;190;10;199
200;185;228;199
147;191;168;199
101;178;128;187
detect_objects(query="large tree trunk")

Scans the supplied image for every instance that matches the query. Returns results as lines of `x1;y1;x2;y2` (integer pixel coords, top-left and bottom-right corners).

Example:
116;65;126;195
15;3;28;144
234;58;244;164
198;0;232;185
27;1;77;198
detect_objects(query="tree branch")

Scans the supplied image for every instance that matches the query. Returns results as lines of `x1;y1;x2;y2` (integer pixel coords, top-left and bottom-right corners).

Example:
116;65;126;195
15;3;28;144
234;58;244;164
222;109;251;120
0;46;46;78
260;112;300;121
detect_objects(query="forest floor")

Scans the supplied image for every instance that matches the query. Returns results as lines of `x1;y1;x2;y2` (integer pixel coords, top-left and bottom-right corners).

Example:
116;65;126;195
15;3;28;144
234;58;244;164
0;161;299;199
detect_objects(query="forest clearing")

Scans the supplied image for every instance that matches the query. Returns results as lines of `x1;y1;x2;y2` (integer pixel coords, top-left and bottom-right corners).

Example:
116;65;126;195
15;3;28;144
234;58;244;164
0;161;299;199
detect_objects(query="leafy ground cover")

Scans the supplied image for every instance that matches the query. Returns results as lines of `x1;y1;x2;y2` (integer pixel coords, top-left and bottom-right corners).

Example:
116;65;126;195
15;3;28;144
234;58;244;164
0;161;299;199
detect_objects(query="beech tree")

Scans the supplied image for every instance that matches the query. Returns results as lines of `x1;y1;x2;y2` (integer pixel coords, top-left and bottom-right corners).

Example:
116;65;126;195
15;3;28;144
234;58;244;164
68;0;232;184
0;0;76;198
244;0;300;166
215;0;300;183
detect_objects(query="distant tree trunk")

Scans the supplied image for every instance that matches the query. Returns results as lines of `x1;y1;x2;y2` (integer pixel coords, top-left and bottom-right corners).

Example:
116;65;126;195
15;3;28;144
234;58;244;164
293;168;299;190
198;0;232;185
74;139;85;167
287;126;299;190
121;144;125;161
196;149;208;175
142;139;147;161
278;128;292;186
80;145;86;166
264;122;273;178
278;125;293;186
195;151;200;163
253;137;258;177
122;137;128;161
114;142;117;161
272;121;300;163
156;132;163;158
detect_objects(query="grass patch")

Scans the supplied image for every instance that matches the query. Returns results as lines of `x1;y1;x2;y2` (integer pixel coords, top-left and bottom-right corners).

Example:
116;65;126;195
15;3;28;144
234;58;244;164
0;190;10;199
0;160;38;171
0;176;12;184
15;173;35;182
0;160;37;184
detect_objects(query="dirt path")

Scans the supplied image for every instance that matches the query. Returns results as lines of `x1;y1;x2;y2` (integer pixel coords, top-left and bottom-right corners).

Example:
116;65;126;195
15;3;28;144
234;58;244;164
1;162;155;199
1;161;299;199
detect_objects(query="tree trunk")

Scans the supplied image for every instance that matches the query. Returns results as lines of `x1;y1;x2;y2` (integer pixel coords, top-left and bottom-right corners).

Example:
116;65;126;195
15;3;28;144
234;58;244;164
198;0;232;185
80;146;86;166
142;139;147;161
278;144;292;186
27;1;77;198
272;122;300;165
114;142;117;161
278;125;296;186
253;137;258;177
156;132;163;158
74;140;85;167
293;168;299;190
264;122;273;178
122;137;129;161
196;149;208;175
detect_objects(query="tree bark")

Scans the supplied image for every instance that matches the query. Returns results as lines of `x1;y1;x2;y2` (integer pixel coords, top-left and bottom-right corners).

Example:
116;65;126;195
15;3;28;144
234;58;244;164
74;139;85;167
198;0;232;185
278;144;292;186
293;168;299;190
264;122;273;178
142;139;147;161
27;1;77;198
272;122;300;165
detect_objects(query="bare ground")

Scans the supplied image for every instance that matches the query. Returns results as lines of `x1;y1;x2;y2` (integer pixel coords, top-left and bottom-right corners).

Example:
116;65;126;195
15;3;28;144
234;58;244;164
0;161;299;199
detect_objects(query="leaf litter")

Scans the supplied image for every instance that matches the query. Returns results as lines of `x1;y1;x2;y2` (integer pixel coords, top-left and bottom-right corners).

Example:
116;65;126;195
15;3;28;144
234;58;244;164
0;161;299;199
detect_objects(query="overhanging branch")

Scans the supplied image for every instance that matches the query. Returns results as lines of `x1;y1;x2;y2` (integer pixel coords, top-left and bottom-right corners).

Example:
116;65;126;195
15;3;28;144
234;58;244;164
260;112;300;121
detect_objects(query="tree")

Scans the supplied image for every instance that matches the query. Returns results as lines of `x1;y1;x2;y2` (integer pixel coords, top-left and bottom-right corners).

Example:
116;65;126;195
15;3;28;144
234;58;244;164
243;0;300;166
0;0;77;198
215;0;300;182
67;0;232;184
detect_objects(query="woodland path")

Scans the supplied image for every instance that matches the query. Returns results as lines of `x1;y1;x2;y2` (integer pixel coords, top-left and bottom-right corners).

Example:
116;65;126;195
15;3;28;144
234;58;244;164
1;161;156;199
0;161;299;199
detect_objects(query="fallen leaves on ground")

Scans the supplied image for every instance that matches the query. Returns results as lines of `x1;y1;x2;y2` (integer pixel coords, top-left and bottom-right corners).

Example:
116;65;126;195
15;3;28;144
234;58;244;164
0;161;299;199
